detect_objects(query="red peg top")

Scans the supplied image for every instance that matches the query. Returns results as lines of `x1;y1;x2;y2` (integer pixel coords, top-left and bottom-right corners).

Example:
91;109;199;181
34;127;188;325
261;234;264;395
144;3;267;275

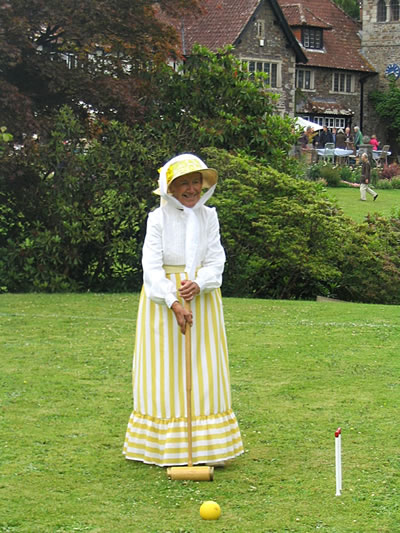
335;428;342;437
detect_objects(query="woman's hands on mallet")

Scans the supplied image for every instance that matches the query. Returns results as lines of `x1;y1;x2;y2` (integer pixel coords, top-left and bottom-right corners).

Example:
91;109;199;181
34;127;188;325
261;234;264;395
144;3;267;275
179;279;200;302
171;280;200;334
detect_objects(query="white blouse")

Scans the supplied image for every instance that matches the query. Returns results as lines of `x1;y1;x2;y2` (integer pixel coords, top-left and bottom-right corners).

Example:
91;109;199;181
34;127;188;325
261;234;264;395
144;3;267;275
142;202;226;307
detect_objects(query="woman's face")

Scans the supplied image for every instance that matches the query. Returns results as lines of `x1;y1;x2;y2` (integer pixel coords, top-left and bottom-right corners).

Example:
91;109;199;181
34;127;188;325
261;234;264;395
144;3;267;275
169;172;203;208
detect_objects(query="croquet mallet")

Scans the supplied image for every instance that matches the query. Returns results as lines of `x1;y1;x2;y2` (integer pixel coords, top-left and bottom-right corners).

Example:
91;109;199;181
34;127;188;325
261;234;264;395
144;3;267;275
167;299;214;481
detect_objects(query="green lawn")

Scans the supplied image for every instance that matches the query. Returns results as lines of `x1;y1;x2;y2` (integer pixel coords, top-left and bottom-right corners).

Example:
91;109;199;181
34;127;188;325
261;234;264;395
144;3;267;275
1;293;400;532
325;187;400;223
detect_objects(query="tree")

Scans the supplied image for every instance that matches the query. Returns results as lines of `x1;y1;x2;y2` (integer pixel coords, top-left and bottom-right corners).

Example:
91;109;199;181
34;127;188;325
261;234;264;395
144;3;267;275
149;45;299;173
0;107;169;292
370;79;400;145
333;0;360;19
0;0;200;138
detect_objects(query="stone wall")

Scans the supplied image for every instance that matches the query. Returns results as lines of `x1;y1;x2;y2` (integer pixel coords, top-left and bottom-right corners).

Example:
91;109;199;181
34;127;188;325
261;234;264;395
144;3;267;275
296;66;366;127
234;0;297;115
361;0;400;68
361;0;400;151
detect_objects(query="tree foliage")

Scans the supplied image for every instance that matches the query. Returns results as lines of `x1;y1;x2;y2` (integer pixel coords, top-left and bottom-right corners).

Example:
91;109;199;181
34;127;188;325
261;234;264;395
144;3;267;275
2;113;400;304
205;148;400;304
205;148;348;299
370;79;400;144
149;45;299;174
0;0;200;138
3;2;400;304
332;0;360;19
0;107;167;291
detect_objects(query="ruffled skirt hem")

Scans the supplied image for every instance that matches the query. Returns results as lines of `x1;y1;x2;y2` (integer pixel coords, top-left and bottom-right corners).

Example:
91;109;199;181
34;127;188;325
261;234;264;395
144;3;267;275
123;408;244;467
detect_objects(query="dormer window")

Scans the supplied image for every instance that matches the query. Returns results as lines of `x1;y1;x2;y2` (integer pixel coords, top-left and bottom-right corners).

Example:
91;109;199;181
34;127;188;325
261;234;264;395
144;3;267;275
302;28;323;49
377;0;387;21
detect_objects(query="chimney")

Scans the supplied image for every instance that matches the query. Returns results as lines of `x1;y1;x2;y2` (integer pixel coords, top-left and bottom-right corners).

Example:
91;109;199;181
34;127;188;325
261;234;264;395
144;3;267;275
359;0;363;26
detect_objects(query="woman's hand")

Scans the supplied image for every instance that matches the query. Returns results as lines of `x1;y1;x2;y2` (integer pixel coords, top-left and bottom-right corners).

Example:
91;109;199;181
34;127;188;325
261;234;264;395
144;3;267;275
179;279;200;302
171;301;193;334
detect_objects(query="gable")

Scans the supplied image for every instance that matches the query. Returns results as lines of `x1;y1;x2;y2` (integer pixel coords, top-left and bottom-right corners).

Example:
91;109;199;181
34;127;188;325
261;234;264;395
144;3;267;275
279;0;375;72
159;0;307;63
179;0;261;52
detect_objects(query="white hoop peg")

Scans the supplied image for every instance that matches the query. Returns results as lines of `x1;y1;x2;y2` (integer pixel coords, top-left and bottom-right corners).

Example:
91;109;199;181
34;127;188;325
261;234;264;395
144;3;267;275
335;428;342;496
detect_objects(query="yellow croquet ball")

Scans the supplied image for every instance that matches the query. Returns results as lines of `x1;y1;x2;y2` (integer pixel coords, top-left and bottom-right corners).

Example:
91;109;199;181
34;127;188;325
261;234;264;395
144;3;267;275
200;500;221;520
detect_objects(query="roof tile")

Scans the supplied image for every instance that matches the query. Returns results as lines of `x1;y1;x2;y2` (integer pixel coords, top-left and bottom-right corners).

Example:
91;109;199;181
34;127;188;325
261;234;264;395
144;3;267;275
282;4;332;28
179;0;261;52
279;0;374;72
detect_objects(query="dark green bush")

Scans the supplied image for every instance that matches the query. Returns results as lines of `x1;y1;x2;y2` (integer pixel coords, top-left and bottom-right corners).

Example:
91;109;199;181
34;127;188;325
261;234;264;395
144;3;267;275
339;165;357;183
204;148;348;299
0;108;166;292
308;161;341;186
376;176;400;189
3;109;400;304
336;213;400;304
203;148;400;304
320;164;341;187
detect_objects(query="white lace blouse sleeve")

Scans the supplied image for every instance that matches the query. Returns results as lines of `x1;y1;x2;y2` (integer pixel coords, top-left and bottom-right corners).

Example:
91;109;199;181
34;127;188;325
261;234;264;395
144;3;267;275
195;208;226;292
142;210;178;308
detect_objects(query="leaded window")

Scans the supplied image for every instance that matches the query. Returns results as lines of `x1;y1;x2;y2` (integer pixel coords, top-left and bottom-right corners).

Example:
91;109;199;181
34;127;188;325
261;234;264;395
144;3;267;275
377;0;387;21
302;28;323;49
390;0;400;20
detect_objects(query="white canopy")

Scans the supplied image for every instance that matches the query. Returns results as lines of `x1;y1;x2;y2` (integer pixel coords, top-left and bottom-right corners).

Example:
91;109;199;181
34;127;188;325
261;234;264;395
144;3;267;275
295;116;323;131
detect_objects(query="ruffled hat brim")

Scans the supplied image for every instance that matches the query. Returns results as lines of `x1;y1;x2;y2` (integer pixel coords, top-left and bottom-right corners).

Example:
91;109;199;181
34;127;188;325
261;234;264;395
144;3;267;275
153;155;218;195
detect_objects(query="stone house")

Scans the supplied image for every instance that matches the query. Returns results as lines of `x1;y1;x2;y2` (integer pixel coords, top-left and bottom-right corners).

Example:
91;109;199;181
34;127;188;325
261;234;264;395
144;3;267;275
278;0;376;132
163;0;307;116
164;0;400;149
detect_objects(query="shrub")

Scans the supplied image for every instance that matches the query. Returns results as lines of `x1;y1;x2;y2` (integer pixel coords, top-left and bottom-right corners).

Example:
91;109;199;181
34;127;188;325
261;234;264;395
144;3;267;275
390;177;400;189
204;148;349;300
336;214;400;304
307;161;326;181
339;165;356;182
203;148;400;304
319;164;341;186
376;178;393;189
3;109;400;304
379;162;400;180
308;161;341;186
0;108;168;292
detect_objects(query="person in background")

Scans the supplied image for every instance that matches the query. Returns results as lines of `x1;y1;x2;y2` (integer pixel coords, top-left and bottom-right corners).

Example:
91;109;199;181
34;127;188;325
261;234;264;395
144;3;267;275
369;134;379;151
345;126;353;143
317;125;333;148
360;152;378;202
300;126;315;151
332;128;337;145
344;126;354;152
354;126;363;150
335;128;346;148
300;128;309;150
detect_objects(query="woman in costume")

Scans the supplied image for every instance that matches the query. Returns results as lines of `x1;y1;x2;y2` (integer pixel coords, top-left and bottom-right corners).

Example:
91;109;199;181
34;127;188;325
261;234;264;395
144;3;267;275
123;154;244;466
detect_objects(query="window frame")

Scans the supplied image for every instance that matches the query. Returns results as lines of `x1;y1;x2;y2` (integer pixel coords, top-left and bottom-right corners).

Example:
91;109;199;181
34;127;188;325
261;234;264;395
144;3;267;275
390;0;400;20
377;0;387;21
302;27;323;50
314;117;346;129
332;72;354;94
242;59;282;88
296;68;314;90
256;20;266;39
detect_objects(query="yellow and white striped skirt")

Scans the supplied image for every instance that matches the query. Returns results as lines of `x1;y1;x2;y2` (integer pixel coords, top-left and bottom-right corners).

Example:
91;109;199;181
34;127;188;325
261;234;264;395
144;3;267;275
123;269;244;466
